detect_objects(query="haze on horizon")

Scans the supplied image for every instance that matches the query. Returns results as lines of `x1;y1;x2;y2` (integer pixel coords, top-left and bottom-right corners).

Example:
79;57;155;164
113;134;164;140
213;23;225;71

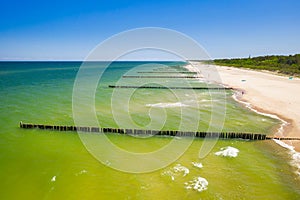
0;0;299;61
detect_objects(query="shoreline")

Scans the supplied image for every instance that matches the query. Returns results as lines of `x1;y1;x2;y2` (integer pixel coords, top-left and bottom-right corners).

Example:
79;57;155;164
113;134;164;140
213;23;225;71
218;66;300;136
231;89;290;137
187;62;300;136
186;62;300;175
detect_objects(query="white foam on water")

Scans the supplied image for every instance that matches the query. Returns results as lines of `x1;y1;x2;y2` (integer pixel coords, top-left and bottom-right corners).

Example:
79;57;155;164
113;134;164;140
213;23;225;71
184;176;208;192
273;139;294;151
200;99;219;102
146;102;188;108
51;176;56;182
75;170;88;176
192;162;203;169
186;63;300;177
140;184;151;190
161;164;190;181
273;139;300;176
232;91;288;137
215;146;239;157
231;91;300;175
161;170;175;181
184;64;202;75
173;164;189;176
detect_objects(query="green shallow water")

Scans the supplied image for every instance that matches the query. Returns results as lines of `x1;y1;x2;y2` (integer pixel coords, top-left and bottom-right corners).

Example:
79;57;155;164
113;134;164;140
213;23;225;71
0;61;299;199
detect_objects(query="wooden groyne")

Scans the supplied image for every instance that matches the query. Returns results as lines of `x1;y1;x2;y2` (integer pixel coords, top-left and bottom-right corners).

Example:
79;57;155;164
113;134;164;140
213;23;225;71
20;122;300;140
108;85;233;90
266;136;300;141
137;71;197;74
153;67;182;71
20;122;268;140
122;75;202;79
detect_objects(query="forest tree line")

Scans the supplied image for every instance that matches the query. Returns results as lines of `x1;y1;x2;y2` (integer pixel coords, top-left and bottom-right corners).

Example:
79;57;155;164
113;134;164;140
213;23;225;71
213;54;300;76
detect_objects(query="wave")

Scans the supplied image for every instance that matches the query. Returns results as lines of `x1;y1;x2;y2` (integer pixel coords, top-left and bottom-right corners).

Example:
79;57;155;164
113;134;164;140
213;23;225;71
215;146;239;157
185;63;288;137
184;176;208;192
232;91;288;137
192;162;203;169
51;176;56;182
75;169;88;176
273;139;300;176
161;164;189;181
146;102;188;108
200;99;219;102
173;164;189;176
231;91;300;175
186;63;300;177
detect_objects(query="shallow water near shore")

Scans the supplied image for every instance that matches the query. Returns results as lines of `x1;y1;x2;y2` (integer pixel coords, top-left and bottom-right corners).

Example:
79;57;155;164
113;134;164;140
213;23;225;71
0;61;300;199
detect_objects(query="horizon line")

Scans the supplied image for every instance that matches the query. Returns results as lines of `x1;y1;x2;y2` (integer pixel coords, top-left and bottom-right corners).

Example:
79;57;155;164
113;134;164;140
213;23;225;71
0;53;298;62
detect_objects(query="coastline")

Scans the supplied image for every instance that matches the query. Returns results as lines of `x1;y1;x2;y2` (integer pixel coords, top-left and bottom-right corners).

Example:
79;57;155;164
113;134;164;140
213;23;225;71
186;61;300;174
231;90;290;137
187;62;300;137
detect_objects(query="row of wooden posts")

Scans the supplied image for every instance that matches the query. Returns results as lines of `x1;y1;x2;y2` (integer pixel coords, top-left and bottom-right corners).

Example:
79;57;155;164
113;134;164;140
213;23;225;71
20;122;269;140
20;122;300;140
108;85;232;90
137;71;197;74
122;75;202;79
20;69;300;141
266;136;300;141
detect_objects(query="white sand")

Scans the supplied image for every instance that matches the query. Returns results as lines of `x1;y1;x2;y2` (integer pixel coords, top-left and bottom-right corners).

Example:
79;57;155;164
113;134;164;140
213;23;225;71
188;62;300;149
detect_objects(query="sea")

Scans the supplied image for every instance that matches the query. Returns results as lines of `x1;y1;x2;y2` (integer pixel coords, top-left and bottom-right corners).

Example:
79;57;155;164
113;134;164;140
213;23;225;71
0;61;300;199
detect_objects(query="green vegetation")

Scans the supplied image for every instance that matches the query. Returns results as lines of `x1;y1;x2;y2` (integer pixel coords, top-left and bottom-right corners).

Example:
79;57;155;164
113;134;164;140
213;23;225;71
213;54;300;76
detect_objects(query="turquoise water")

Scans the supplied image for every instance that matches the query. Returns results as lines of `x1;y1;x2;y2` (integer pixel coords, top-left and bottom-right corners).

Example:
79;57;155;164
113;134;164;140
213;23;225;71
0;61;300;199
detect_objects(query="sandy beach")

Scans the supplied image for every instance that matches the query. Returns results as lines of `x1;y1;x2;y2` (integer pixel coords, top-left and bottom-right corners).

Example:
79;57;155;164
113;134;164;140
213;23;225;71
189;62;300;150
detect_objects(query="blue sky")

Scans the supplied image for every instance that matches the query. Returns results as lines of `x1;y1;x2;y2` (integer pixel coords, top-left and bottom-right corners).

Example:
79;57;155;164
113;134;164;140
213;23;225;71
0;0;299;60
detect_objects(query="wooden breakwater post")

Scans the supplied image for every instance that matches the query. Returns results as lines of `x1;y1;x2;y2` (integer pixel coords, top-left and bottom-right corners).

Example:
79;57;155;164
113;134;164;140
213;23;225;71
19;122;275;140
108;85;233;90
266;136;300;141
137;71;198;74
122;75;203;79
